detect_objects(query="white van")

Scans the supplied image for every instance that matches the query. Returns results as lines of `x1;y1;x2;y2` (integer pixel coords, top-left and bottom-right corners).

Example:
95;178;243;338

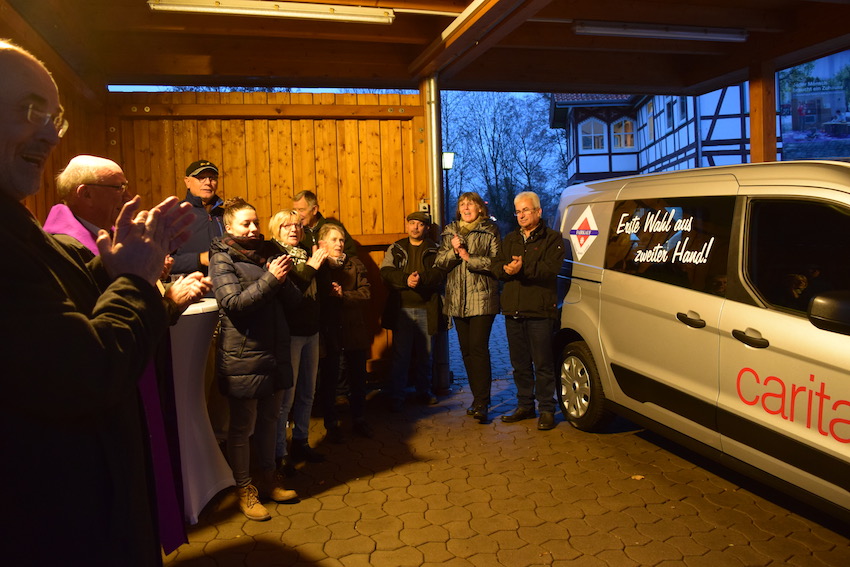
555;160;850;521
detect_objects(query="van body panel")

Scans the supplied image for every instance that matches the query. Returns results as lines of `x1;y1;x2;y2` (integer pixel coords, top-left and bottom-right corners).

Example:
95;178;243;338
556;160;850;521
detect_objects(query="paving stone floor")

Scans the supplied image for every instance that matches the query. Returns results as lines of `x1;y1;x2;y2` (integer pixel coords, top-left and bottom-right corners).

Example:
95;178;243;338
163;319;850;567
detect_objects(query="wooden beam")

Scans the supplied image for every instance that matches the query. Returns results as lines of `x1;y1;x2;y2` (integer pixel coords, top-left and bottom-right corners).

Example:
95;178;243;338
115;103;424;119
749;60;777;163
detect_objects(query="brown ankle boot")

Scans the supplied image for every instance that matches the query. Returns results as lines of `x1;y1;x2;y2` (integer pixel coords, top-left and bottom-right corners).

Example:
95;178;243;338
237;484;270;521
255;470;298;503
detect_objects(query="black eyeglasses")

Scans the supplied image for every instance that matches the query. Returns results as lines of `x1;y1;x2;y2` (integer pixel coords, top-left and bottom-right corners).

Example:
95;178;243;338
85;182;129;192
26;103;69;138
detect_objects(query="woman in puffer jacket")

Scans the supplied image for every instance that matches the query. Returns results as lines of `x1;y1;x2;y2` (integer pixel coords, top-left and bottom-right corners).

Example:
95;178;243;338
435;191;501;423
210;197;301;522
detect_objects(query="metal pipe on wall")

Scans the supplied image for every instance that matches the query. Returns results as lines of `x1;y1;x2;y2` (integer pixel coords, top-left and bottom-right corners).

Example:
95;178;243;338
421;75;444;227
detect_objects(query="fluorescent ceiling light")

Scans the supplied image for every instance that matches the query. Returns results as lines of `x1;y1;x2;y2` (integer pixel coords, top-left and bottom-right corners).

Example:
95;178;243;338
574;21;748;43
147;0;396;25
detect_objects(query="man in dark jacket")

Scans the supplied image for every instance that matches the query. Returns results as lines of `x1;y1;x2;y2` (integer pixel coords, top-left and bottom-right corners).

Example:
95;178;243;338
0;40;195;566
171;159;224;275
293;189;358;257
498;191;565;431
380;211;445;411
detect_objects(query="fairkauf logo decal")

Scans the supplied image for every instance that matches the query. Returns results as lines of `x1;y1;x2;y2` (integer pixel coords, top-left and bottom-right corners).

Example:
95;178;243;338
569;206;599;260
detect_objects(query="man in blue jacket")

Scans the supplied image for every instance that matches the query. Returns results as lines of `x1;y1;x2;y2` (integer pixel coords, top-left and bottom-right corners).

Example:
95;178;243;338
171;159;224;275
498;191;565;431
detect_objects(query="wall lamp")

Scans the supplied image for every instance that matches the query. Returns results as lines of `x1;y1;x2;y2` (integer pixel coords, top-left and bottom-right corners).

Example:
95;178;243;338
574;21;748;43
147;0;396;25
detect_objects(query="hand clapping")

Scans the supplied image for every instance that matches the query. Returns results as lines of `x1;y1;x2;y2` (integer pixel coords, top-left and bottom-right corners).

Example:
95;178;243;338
97;196;194;285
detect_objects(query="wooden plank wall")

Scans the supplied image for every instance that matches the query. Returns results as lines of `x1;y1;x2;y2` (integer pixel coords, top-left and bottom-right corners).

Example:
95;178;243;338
105;90;430;375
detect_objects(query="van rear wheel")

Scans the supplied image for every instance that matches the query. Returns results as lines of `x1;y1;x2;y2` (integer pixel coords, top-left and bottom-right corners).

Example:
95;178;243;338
557;341;612;432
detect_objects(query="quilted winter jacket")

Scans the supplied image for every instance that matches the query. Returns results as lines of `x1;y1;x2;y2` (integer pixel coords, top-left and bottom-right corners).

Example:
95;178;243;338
210;237;300;399
435;218;501;318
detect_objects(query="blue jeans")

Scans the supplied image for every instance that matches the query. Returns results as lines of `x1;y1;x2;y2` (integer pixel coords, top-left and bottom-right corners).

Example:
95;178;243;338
505;316;557;413
389;308;433;402
275;333;320;459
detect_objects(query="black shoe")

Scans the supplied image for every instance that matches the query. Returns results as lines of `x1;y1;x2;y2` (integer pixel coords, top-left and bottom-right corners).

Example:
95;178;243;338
277;457;297;478
326;424;346;444
473;406;488;423
466;406;475;416
416;392;438;405
353;419;373;438
537;411;556;431
501;407;536;423
291;439;325;463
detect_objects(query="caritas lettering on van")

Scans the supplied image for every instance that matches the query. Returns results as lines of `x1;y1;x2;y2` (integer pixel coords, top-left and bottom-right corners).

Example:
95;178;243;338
737;367;850;443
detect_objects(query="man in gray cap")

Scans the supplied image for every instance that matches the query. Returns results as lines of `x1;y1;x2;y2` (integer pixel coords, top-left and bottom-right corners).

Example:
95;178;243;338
380;210;445;411
172;159;224;275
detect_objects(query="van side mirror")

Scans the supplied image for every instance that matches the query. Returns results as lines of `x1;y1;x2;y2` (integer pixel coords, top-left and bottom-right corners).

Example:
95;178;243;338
809;291;850;335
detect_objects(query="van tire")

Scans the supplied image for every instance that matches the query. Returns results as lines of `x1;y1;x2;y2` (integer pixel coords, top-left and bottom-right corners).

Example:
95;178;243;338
557;341;612;432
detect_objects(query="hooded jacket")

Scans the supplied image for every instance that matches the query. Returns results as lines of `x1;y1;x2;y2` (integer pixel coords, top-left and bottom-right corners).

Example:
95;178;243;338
435;218;501;318
380;236;445;335
210;236;300;399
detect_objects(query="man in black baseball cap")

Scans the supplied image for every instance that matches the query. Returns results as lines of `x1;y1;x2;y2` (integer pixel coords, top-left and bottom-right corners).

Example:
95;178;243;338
172;159;224;275
380;209;445;412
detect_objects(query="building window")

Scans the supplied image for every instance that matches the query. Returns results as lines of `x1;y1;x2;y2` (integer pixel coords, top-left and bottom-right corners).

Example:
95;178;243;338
612;119;635;150
666;100;675;129
580;118;606;153
678;96;688;122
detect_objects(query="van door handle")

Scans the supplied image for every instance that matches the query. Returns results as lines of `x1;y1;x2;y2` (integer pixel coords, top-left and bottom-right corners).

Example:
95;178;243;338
676;312;706;328
732;329;770;348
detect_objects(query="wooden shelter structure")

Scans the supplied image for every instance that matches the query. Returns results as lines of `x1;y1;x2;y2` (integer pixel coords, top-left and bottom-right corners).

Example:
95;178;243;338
3;0;850;369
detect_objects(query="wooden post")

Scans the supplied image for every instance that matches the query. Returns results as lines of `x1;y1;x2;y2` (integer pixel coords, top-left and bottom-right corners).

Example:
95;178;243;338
749;60;778;163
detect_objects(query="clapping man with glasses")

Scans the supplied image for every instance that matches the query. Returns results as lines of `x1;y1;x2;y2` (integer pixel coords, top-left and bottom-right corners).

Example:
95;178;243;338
172;159;225;275
0;40;197;565
497;191;565;431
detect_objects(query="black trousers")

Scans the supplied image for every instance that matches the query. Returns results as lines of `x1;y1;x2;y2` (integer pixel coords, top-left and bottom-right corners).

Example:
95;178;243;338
453;314;495;408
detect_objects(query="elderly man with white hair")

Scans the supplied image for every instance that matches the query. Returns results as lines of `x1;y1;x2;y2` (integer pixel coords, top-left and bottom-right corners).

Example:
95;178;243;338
0;39;197;566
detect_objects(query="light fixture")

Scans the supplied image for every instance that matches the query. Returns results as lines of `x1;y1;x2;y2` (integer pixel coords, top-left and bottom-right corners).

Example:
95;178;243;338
442;152;455;170
574;21;748;43
147;0;396;25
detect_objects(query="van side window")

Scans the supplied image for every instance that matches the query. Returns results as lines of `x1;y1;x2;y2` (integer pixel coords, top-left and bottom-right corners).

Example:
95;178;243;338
747;199;850;313
605;196;734;293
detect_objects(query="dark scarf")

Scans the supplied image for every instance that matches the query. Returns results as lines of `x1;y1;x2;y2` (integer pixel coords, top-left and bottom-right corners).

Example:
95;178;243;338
220;234;275;266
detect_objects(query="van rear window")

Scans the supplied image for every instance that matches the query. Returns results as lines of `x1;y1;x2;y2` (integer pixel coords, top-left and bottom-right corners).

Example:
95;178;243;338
605;196;734;294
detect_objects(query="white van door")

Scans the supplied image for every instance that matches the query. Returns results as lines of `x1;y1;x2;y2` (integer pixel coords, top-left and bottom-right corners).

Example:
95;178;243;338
717;196;850;510
599;194;735;448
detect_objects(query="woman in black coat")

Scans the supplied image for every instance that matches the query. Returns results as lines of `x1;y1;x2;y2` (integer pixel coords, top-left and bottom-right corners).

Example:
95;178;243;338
210;197;301;521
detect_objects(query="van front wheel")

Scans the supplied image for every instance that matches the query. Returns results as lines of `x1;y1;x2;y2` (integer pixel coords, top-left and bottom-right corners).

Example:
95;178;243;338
557;341;612;432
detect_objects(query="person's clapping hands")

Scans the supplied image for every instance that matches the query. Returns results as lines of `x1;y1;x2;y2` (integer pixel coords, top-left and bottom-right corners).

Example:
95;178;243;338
407;271;421;288
503;255;523;276
307;245;329;270
165;272;213;313
97;196;194;285
268;254;293;282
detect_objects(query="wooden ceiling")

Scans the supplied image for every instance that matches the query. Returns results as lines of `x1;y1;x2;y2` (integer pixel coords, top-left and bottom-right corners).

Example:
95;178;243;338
8;0;850;95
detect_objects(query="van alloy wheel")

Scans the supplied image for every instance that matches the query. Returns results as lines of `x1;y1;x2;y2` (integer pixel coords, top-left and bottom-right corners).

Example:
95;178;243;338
556;341;612;432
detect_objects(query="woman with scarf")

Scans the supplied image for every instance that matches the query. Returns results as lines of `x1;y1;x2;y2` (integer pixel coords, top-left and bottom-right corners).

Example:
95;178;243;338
269;209;329;474
210;198;300;521
435;192;502;423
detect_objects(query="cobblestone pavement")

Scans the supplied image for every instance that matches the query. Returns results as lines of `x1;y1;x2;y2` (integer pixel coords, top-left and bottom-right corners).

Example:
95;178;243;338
164;315;850;566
